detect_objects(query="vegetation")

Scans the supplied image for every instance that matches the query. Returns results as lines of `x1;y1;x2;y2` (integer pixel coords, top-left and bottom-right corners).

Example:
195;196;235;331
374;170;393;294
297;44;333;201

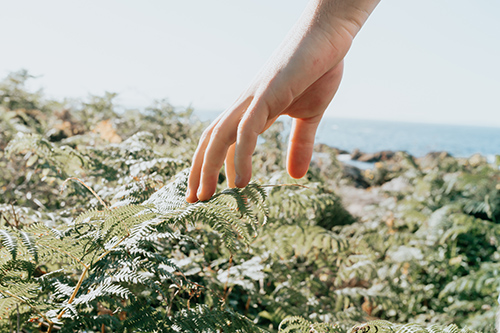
0;70;498;332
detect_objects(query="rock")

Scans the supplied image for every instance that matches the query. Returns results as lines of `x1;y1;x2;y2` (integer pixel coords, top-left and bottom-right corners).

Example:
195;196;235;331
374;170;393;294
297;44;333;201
93;120;122;143
351;149;362;160
360;150;396;163
314;143;349;155
336;185;386;218
47;109;85;142
381;176;411;193
341;164;370;188
468;153;487;167
351;149;396;163
416;151;452;170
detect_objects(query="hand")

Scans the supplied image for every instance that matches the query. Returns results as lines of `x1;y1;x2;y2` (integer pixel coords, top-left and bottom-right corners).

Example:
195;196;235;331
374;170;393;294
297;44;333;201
186;0;380;203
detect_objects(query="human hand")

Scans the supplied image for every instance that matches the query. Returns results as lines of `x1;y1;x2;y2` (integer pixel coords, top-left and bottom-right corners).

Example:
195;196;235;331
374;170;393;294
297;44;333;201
186;0;380;203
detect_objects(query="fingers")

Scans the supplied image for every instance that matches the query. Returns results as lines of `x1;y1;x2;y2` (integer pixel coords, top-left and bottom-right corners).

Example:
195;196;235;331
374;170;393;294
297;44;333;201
225;143;236;188
285;62;344;178
187;98;251;203
287;116;322;178
197;115;239;201
186;126;213;203
234;99;270;188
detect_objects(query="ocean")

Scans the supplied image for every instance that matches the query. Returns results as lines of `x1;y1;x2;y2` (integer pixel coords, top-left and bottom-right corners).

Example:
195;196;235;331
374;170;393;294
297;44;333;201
195;111;499;161
315;117;499;160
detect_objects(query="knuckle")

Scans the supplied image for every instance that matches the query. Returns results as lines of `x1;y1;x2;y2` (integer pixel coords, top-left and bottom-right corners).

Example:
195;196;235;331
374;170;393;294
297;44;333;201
211;124;236;145
199;128;212;143
210;125;224;138
237;121;259;138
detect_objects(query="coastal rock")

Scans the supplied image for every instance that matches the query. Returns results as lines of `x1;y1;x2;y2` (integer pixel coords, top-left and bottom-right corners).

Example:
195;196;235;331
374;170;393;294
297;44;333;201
336;185;388;219
315;143;349;155
468;153;487;167
351;149;396;163
416;151;451;170
341;164;370;188
381;176;411;193
351;149;363;160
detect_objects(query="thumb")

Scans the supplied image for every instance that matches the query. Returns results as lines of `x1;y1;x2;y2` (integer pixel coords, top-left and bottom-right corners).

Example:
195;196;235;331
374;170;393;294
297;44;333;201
286;116;322;179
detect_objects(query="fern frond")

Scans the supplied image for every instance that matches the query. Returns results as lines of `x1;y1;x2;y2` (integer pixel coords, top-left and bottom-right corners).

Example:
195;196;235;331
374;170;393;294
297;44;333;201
335;254;378;287
166;304;264;333
0;259;36;281
279;316;341;333
5;132;52;158
101;204;155;239
278;316;312;333
0;281;40;304
0;230;17;260
438;262;500;299
18;231;38;262
149;175;268;251
5;132;89;179
241;183;269;224
257;224;348;262
347;321;480;333
35;236;87;268
52;281;76;299
20;223;88;268
72;282;131;305
144;169;189;214
128;156;187;178
115;301;161;333
0;296;18;318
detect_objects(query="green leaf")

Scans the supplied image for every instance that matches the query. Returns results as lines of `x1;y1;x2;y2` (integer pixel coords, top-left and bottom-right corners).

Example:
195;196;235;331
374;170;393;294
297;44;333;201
0;230;17;260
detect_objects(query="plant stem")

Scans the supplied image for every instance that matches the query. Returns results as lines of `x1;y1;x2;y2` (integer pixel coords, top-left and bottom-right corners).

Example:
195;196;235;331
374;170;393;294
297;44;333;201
56;264;89;320
54;233;129;324
16;304;19;333
0;290;53;328
223;254;233;302
61;177;109;210
95;233;129;263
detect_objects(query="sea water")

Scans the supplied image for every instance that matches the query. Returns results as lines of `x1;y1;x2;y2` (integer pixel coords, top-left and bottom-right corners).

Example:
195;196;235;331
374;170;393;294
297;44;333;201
315;117;500;159
195;111;499;160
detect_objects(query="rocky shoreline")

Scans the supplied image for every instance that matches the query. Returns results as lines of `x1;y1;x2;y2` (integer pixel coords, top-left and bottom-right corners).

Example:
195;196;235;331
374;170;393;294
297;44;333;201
312;144;498;218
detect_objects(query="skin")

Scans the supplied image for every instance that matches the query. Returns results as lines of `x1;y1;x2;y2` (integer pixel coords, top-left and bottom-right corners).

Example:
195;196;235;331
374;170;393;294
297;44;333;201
186;0;381;203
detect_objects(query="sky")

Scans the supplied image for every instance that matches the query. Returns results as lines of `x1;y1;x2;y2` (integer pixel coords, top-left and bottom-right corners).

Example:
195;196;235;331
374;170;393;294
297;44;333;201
1;0;499;127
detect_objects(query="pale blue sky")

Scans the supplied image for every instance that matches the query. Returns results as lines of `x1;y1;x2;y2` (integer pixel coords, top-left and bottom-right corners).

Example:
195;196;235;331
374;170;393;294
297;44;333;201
1;1;499;127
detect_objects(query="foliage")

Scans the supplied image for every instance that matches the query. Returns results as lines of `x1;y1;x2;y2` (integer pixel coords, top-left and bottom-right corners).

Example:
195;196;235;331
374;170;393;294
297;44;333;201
0;71;497;332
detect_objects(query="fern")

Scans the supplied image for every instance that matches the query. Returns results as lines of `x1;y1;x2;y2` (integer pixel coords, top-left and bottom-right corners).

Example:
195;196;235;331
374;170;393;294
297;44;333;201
165;304;264;333
1;72;498;332
348;321;478;333
279;316;341;333
0;230;17;260
6;132;89;179
0;167;271;331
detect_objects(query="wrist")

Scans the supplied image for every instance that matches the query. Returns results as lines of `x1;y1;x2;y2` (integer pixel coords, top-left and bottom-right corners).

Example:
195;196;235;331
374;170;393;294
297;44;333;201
314;0;381;40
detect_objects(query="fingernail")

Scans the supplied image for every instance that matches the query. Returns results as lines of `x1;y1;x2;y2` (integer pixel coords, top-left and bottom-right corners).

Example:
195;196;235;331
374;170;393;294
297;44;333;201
185;188;191;198
196;186;203;200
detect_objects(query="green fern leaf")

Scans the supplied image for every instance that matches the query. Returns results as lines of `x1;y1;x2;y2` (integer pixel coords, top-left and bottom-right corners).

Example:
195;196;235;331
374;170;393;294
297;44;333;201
0;296;17;316
18;231;38;262
0;230;17;260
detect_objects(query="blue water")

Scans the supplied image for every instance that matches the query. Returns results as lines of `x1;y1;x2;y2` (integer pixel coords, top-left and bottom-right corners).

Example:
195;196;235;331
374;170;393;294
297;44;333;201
315;117;500;158
194;111;500;159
